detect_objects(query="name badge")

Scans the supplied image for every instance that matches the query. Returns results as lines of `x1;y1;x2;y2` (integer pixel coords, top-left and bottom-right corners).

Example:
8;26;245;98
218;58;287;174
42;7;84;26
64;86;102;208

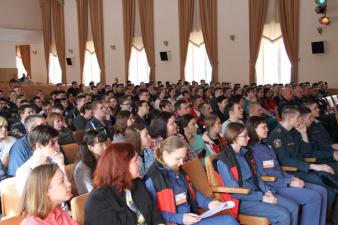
263;160;275;169
175;192;187;205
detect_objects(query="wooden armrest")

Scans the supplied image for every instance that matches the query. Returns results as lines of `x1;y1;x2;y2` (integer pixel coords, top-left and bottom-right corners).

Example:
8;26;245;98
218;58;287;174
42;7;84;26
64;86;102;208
261;176;277;182
281;166;298;172
211;186;250;194
304;157;317;163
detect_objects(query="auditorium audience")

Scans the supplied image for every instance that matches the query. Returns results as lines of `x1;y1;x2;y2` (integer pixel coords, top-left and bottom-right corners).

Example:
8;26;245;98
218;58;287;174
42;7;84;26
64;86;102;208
0;78;337;224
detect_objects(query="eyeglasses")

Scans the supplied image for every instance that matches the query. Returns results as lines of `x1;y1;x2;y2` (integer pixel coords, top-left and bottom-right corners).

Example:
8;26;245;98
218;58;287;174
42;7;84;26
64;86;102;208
237;134;249;138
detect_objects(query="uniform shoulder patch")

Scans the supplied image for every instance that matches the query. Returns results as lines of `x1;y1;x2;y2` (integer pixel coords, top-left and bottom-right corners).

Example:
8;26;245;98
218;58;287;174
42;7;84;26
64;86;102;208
273;139;282;149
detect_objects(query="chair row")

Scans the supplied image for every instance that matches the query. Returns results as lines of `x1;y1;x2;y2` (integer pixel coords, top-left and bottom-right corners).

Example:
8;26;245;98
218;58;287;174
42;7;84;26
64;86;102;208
0;154;300;225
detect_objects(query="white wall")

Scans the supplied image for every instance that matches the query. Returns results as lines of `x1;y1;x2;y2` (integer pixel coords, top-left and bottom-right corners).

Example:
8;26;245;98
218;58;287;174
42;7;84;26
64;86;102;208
218;0;249;85
299;0;338;88
64;0;80;83
1;0;338;87
0;0;41;30
0;27;46;83
0;41;16;68
30;42;47;83
154;0;180;83
103;0;125;84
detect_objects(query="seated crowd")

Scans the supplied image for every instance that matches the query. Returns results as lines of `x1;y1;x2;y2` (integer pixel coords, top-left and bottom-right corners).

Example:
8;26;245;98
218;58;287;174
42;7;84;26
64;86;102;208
0;79;337;225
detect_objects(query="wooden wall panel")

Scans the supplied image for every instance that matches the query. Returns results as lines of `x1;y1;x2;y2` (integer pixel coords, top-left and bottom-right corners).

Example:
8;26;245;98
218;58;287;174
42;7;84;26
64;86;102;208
0;68;17;82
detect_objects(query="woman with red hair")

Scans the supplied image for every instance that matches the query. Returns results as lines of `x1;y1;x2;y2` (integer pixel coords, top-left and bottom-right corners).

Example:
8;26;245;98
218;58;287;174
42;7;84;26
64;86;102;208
84;142;164;225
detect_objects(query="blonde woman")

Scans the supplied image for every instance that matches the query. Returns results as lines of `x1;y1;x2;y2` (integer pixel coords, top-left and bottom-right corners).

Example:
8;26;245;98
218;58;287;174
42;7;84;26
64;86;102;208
0;116;16;172
46;112;76;145
144;136;238;225
19;164;77;225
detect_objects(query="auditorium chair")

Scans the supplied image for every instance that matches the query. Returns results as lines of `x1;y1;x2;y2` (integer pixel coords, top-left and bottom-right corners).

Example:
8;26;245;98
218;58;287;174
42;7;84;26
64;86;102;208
182;158;270;225
2;154;9;169
62;143;79;164
0;215;24;225
65;163;79;197
73;130;84;144
0;177;20;218
70;193;89;225
304;157;317;163
281;166;298;172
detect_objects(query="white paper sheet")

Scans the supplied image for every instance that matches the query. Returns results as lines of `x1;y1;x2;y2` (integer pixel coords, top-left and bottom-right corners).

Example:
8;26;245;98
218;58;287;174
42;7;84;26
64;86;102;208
199;201;235;219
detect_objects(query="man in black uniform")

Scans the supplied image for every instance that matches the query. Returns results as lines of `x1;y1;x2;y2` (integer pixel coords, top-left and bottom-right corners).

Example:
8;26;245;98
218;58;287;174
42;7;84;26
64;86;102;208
299;106;338;174
0;98;11;120
10;104;35;139
267;106;338;220
303;98;338;151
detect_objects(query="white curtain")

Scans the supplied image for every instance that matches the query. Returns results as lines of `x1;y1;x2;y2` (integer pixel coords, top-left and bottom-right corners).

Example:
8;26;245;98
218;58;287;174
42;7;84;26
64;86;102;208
48;23;62;84
256;0;291;85
16;47;27;79
184;0;211;83
83;6;101;86
128;0;150;85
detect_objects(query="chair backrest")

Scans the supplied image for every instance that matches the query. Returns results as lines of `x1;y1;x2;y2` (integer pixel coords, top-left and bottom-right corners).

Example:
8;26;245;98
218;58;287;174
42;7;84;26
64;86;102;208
70;193;89;225
73;130;84;145
0;215;25;225
0;177;20;217
181;159;213;198
2;154;9;169
62;143;79;164
205;154;222;187
205;154;224;200
65;164;78;197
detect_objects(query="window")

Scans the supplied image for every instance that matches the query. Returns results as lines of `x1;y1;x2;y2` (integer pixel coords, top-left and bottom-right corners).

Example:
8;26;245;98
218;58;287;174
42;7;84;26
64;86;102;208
128;47;150;85
185;42;212;83
83;47;101;86
128;0;150;85
255;0;291;85
16;47;26;79
184;0;212;83
16;56;27;79
48;53;62;84
256;38;291;85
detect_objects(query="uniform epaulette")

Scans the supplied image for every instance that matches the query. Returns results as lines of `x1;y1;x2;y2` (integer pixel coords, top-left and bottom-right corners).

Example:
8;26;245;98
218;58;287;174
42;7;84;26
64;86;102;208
275;128;282;133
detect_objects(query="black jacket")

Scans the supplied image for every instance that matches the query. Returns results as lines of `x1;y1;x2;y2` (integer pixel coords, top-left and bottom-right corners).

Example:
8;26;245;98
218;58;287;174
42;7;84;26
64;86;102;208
84;178;164;225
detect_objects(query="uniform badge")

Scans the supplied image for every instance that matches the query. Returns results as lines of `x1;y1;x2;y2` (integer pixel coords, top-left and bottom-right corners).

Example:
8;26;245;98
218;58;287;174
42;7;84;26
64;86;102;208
273;139;282;149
